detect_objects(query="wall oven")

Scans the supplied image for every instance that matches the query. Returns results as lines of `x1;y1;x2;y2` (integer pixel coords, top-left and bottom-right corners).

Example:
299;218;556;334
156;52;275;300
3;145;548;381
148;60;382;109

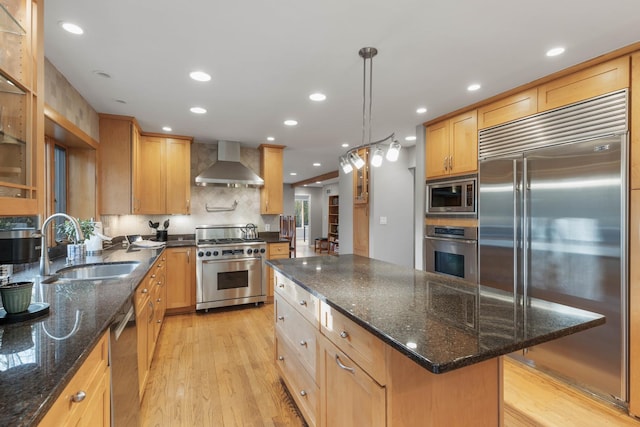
425;225;478;283
426;175;476;216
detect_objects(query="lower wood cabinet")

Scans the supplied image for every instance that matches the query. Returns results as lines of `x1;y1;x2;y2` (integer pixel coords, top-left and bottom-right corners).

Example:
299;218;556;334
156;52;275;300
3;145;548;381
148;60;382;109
266;242;290;299
165;246;195;314
321;337;385;427
38;331;111;427
136;253;166;400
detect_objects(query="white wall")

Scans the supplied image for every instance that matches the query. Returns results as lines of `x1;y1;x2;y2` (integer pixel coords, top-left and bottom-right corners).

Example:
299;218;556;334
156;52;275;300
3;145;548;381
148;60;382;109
369;146;414;267
413;124;426;270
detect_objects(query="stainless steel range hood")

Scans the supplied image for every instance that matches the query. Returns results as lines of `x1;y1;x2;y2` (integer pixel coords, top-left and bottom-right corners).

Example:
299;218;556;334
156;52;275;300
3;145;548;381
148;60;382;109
195;141;264;187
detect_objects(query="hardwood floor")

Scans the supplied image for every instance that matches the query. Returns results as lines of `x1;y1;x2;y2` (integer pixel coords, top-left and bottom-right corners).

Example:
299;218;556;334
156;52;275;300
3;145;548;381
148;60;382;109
141;303;639;427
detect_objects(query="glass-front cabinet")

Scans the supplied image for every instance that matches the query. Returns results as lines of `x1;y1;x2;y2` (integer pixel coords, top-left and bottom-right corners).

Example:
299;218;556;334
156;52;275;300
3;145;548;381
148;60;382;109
0;0;42;215
353;148;369;204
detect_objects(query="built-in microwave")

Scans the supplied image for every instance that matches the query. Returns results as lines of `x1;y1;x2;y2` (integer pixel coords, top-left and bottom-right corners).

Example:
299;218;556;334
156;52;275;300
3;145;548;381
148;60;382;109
426;176;476;216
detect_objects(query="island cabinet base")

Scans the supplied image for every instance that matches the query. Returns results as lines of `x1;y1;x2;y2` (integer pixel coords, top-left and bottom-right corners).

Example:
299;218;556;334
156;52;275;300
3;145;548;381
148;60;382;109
385;348;503;427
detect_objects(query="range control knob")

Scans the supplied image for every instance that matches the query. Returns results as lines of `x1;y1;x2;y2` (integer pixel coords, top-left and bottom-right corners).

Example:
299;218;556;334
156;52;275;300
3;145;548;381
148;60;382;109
198;251;204;257
247;249;253;254
213;251;219;256
205;251;212;257
260;248;266;254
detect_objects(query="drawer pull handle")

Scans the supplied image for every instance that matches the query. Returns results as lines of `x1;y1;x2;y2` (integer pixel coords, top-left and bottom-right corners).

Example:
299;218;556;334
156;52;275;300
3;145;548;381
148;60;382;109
278;356;284;361
157;320;162;323
277;316;284;321
300;390;307;397
299;340;307;347
339;330;349;339
335;355;355;373
151;274;156;278
72;391;86;403
141;288;148;294
278;283;285;288
299;300;307;306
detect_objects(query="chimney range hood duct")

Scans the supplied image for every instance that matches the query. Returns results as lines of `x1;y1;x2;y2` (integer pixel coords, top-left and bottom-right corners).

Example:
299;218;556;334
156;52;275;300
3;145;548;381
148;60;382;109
195;141;264;188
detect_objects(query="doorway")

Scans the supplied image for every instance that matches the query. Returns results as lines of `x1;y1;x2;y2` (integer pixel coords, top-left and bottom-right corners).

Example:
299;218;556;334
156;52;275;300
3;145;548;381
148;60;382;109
294;195;309;245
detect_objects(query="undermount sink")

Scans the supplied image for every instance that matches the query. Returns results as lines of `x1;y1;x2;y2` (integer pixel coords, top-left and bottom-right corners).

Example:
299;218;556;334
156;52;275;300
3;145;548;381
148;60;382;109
53;261;141;281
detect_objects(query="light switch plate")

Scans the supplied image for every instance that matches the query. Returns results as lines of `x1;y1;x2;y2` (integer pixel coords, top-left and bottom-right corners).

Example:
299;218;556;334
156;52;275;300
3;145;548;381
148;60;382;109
380;216;387;225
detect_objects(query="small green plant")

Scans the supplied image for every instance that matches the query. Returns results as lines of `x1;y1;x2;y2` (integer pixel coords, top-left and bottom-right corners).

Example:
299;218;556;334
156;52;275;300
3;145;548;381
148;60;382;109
56;218;95;244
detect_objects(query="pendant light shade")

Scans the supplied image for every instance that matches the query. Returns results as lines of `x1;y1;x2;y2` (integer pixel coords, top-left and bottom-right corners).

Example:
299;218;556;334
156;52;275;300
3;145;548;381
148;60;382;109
371;147;384;167
340;156;353;174
386;140;401;162
348;151;365;169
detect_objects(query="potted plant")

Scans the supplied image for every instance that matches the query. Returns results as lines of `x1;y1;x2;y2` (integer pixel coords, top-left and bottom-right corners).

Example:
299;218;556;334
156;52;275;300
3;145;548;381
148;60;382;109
56;218;95;262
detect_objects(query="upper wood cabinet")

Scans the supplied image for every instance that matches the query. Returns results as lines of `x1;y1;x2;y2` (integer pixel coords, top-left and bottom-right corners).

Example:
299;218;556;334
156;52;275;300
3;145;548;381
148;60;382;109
259;144;284;214
478;89;538;130
0;0;43;215
425;110;477;179
538;56;629;112
99;114;192;215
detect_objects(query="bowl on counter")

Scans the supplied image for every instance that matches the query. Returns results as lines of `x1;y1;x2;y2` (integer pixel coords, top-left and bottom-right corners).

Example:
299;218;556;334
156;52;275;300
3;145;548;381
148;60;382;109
0;281;33;314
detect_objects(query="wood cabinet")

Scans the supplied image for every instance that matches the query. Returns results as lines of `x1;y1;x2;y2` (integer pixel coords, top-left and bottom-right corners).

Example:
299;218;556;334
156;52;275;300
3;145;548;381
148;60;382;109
38;331;110;427
135;253;166;400
99;115;192;214
327;195;339;254
165;246;195;314
425;110;477;179
537;56;629;112
266;241;290;299
478;89;538;130
259;144;284;214
353;148;369;204
0;0;43;215
353;204;369;257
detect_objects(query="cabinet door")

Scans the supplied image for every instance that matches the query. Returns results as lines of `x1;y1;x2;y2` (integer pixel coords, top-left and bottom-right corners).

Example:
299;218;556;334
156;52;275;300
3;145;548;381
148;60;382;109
166;138;191;214
322;341;385;427
478;89;538;129
165;247;194;311
353;148;369;204
75;369;111;427
353;204;369;257
449;110;478;175
425;121;450;179
260;145;284;214
134;135;166;214
99;116;135;214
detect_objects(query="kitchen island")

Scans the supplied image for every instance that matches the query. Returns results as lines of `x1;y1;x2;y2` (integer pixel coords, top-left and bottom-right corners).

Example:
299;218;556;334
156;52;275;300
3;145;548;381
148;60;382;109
267;254;605;426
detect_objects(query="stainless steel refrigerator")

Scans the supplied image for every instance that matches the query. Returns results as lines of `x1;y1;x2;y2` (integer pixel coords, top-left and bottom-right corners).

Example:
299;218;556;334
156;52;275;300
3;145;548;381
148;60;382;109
478;90;628;404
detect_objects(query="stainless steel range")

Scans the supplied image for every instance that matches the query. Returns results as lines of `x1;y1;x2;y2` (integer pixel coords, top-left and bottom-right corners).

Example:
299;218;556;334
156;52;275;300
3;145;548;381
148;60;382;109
195;224;267;310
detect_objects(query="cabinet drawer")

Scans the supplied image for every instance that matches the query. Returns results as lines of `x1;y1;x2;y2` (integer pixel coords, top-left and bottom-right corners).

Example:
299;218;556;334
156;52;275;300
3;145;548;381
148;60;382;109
39;332;109;426
320;302;386;385
275;293;318;379
269;242;290;258
274;273;320;325
275;332;319;427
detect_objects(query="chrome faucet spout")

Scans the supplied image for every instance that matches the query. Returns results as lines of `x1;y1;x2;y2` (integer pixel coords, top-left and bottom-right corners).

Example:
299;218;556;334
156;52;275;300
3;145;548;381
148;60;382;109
39;213;84;276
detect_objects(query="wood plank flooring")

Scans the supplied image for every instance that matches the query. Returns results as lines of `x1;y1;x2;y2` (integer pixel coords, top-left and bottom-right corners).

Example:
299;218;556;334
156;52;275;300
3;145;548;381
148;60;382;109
141;303;639;427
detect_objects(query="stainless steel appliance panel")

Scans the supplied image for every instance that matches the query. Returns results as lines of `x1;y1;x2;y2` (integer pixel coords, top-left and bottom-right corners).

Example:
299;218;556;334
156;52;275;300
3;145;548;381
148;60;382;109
524;136;625;401
426;176;476;216
198;257;264;307
425;225;478;283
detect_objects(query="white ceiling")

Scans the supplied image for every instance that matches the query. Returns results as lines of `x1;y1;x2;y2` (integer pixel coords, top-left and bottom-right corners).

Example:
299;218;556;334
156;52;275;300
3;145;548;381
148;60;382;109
44;0;640;185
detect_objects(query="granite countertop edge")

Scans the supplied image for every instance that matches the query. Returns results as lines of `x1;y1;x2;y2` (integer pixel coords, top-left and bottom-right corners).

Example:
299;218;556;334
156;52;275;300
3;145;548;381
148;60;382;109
266;256;606;375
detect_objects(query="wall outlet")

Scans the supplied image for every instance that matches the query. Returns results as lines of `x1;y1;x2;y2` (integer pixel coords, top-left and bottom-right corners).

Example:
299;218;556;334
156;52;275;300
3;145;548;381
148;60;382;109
265;224;271;231
380;216;387;225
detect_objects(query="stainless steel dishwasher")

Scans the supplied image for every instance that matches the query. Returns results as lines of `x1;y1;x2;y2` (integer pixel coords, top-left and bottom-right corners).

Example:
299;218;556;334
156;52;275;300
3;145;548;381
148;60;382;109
110;297;140;426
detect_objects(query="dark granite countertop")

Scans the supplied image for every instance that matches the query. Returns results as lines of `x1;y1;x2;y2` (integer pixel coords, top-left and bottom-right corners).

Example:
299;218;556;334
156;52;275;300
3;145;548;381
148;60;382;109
0;246;163;427
266;254;605;374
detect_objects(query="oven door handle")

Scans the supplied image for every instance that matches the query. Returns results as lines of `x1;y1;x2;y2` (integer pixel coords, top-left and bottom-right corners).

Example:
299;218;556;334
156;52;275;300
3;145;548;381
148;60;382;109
424;236;477;245
200;257;263;264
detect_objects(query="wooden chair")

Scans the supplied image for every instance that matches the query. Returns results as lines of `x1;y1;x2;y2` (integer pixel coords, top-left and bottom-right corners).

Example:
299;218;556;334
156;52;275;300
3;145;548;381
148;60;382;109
279;215;296;258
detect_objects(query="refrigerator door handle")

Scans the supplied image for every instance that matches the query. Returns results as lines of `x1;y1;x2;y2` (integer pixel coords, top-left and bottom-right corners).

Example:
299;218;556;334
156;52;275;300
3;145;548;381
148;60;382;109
522;157;529;300
513;159;518;297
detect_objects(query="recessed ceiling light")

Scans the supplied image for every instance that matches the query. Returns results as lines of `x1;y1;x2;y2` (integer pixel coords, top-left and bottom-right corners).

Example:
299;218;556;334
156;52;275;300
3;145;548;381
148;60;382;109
190;107;207;114
416;107;427;114
309;93;326;102
93;70;111;79
267;136;275;141
189;71;211;82
284;119;298;126
341;143;349;148
405;136;416;141
290;172;297;176
315;181;322;184
59;21;84;35
546;47;565;57
162;126;172;132
467;83;481;92
313;162;321;167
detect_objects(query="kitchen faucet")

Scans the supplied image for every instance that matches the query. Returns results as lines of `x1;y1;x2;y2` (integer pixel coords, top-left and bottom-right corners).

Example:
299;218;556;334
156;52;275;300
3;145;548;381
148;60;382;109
38;213;84;276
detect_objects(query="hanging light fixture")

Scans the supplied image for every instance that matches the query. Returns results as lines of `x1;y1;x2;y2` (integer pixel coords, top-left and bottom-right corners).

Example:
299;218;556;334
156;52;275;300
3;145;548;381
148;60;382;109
340;47;399;174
